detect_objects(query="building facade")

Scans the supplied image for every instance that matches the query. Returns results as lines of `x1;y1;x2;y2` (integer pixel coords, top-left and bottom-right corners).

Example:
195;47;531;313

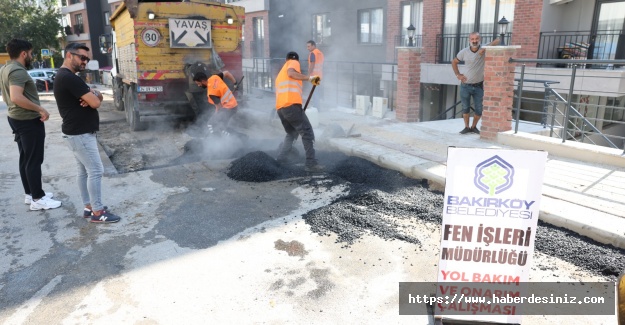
233;0;624;131
61;0;122;67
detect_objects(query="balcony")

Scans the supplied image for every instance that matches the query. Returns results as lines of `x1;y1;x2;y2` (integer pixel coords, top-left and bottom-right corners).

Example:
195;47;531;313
538;30;625;69
61;1;85;14
65;24;89;42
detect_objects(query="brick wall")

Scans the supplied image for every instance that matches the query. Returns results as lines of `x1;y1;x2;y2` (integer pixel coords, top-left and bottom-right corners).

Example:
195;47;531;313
511;0;543;60
481;47;518;139
386;0;402;62
396;47;421;122
244;11;270;59
422;0;443;63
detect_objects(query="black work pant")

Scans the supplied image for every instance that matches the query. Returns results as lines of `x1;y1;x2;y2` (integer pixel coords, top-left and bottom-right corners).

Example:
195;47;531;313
208;106;237;134
7;116;46;199
276;104;317;167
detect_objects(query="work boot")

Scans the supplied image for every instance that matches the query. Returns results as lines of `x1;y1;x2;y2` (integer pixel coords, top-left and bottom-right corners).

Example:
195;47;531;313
459;127;472;134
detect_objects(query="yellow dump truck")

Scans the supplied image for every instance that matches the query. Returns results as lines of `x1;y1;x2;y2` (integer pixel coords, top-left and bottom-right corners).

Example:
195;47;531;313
109;0;244;130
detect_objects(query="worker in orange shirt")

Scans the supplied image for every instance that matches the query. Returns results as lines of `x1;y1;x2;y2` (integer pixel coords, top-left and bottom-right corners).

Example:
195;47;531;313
275;51;323;173
193;71;238;136
307;40;324;109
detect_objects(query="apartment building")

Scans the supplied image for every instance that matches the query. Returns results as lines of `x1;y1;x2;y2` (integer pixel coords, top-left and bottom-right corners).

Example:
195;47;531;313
61;0;122;68
233;0;625;136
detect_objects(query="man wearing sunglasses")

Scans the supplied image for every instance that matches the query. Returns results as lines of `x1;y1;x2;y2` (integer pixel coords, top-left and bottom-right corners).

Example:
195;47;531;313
54;43;121;223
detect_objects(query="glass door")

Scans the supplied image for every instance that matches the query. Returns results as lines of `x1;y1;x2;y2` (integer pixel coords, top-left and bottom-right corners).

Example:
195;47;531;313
589;0;625;63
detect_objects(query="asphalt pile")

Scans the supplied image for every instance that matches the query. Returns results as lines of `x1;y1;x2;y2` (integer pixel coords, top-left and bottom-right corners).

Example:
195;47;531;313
227;151;311;182
304;156;442;246
226;150;625;280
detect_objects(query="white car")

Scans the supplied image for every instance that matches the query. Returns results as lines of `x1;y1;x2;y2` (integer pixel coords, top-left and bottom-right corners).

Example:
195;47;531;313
28;69;56;91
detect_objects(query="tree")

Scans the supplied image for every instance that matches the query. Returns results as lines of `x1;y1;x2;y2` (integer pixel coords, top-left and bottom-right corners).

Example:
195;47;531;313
0;0;63;59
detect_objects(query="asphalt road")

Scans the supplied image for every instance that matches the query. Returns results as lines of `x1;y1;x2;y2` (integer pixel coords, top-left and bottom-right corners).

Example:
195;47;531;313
0;95;619;324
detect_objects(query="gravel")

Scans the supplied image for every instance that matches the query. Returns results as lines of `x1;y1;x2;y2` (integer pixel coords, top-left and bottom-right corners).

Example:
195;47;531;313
224;149;625;281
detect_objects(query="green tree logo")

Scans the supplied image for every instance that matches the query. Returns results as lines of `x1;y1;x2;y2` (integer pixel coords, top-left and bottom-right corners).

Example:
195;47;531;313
474;155;514;195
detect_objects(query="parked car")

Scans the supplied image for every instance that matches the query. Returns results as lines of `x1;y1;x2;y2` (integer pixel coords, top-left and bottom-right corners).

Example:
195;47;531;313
28;69;55;91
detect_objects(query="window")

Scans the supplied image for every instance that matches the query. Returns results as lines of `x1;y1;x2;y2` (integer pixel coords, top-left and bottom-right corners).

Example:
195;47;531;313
252;17;264;58
441;0;515;62
312;13;331;45
358;8;384;44
401;1;423;46
104;11;110;26
74;13;84;34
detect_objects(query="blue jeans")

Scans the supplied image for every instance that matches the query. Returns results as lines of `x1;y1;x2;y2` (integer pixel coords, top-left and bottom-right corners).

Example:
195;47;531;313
460;84;484;116
62;133;104;211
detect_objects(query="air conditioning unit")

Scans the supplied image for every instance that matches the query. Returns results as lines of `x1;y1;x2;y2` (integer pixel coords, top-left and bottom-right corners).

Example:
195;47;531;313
372;97;388;118
355;95;370;116
549;0;574;5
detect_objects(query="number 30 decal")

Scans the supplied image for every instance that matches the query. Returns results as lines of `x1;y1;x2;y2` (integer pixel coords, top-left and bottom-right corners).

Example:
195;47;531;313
141;28;161;47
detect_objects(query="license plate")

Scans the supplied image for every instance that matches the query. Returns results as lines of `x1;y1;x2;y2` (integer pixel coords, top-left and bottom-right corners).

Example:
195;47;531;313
138;86;163;92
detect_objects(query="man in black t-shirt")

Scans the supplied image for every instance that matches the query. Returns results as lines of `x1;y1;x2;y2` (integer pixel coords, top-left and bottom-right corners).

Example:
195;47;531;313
54;43;120;223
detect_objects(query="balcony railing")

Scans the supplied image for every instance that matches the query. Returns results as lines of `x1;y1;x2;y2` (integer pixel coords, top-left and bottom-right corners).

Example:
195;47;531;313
394;34;422;62
394;34;423;48
537;30;624;68
74;24;84;35
242;58;397;111
436;33;512;63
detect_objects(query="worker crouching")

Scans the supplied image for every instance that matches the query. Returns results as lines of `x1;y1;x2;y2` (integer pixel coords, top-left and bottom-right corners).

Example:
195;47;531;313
193;71;239;137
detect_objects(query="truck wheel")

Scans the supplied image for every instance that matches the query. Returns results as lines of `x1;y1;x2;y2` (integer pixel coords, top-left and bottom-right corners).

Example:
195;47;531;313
125;86;146;131
113;78;124;111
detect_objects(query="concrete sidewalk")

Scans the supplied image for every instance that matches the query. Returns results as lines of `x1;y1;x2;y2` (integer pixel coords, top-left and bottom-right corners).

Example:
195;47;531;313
316;107;625;250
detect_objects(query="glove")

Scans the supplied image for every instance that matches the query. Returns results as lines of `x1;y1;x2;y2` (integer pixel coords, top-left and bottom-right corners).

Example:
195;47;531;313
233;82;238;91
309;75;321;86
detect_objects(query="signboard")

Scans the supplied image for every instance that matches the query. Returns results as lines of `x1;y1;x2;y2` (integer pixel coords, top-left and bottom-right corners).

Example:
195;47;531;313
168;18;212;48
436;148;547;324
141;28;161;47
41;49;50;57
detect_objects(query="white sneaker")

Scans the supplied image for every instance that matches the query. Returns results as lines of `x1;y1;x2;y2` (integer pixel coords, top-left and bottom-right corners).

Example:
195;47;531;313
24;192;54;204
30;196;62;211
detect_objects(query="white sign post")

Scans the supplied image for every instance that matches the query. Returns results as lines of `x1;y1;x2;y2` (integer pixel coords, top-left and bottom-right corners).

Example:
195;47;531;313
436;148;547;324
168;18;211;48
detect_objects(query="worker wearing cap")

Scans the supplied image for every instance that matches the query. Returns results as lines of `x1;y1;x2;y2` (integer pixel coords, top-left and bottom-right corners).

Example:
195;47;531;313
193;70;238;136
275;51;323;173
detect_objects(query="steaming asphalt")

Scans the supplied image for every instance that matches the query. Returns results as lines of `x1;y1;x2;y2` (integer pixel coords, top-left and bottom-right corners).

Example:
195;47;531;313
227;150;625;282
0;97;621;323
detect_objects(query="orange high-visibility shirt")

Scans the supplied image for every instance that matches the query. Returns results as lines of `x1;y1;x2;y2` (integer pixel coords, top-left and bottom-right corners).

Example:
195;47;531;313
308;48;324;78
275;60;303;109
207;74;237;110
